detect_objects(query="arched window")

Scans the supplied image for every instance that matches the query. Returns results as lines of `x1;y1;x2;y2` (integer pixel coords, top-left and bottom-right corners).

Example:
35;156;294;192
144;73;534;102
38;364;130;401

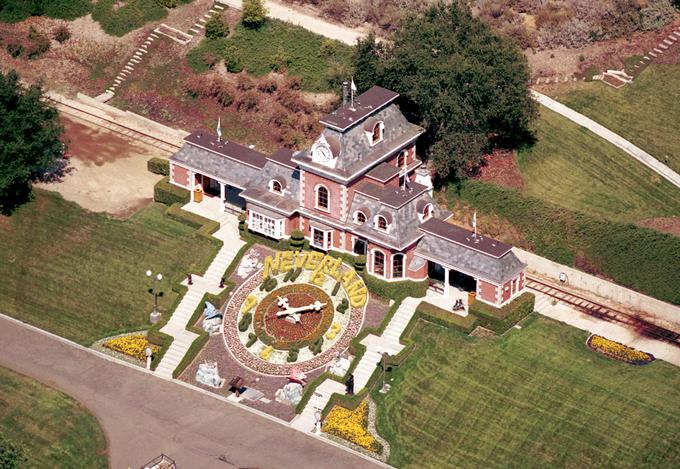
316;185;329;210
270;180;282;194
397;151;406;169
422;203;432;220
392;254;404;278
377;216;388;231
372;122;383;145
354;211;366;224
373;251;385;276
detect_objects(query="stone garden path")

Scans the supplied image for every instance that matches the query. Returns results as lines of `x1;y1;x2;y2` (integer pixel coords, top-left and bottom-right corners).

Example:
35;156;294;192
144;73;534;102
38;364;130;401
532;91;680;189
155;210;245;378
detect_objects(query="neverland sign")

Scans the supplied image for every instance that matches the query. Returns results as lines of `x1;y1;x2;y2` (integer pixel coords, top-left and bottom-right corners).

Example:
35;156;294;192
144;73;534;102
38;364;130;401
262;251;368;308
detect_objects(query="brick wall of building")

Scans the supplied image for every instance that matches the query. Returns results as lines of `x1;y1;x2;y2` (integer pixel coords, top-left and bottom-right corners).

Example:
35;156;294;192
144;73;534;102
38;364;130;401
478;279;498;305
170;163;189;188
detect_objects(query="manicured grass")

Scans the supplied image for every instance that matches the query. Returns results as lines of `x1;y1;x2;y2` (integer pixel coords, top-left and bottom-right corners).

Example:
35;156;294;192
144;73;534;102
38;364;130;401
448;180;680;305
517;107;680;222
0;190;217;345
189;19;354;92
0;366;108;468
553;65;680;174
374;316;680;468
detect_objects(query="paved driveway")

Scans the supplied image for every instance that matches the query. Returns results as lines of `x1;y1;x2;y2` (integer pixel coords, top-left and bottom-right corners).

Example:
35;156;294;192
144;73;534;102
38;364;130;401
0;316;381;469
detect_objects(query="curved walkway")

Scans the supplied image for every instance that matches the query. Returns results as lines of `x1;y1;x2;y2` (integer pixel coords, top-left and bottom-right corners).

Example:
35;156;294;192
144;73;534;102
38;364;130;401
532;90;680;189
217;0;367;45
0;315;380;469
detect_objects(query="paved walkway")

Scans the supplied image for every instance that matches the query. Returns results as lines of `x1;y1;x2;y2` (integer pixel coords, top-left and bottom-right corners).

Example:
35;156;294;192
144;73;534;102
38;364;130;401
532;91;680;189
534;293;680;366
217;0;367;45
156;208;245;378
0;316;380;469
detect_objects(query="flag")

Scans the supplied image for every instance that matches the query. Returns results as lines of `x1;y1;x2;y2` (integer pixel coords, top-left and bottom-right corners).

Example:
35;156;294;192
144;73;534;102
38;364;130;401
216;116;222;141
351;78;357;92
472;211;477;234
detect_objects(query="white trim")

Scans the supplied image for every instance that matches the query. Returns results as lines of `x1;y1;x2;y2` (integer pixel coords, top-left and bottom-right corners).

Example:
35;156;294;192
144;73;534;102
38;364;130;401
269;179;284;195
353;210;367;224
314;184;331;213
170;161;246;190
369;247;387;278
368;121;384;147
391;252;405;279
249;210;285;240
291;132;423;184
310;226;333;251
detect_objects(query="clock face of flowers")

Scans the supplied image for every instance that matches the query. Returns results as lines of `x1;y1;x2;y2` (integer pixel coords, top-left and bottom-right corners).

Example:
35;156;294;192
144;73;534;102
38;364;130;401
223;263;366;375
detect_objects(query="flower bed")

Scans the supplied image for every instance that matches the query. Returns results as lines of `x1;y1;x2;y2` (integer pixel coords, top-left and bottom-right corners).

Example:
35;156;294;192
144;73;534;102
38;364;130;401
253;284;334;350
587;335;654;365
103;334;158;361
323;400;379;452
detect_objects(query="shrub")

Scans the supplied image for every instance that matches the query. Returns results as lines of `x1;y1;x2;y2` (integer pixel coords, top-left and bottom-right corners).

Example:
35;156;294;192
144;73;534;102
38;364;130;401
235;89;260;111
25;26;50;59
337;297;349;314
0;435;27;469
6;43;23;58
223;44;244;73
331;281;341;296
205;14;229;39
290;267;303;281
310;336;323;355
469;292;535;334
354;255;366;272
588;335;654;364
53;25;71;43
147;157;169;175
270;46;291;73
242;0;267;28
246;332;258;347
264;276;278;292
154;177;189;206
319;38;339;57
283;268;295;282
289;229;305;249
238;312;252;332
287;348;299;362
257;76;278;93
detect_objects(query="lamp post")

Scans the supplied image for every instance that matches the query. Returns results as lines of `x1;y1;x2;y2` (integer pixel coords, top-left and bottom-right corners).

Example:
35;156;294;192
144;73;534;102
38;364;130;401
146;270;163;324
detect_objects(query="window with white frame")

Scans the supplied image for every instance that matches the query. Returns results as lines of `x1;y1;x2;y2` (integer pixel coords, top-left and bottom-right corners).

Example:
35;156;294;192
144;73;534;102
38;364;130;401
316;185;329;211
354;210;366;224
373;250;385;276
371;122;383;145
270;180;282;194
422;203;433;220
311;227;332;250
397;150;406;169
392;253;404;278
376;216;388;232
248;211;285;239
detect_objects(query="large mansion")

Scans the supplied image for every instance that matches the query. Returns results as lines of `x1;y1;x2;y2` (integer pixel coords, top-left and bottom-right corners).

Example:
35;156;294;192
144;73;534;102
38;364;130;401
168;86;526;307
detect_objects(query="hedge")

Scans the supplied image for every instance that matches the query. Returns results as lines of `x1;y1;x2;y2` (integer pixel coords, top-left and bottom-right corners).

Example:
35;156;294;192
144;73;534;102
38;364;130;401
412;302;478;334
147;157;169;176
154;177;189;206
469;292;535;334
165;203;220;238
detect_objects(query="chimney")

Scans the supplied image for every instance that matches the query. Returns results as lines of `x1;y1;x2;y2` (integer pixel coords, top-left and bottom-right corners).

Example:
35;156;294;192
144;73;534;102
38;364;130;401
342;81;350;106
414;165;433;197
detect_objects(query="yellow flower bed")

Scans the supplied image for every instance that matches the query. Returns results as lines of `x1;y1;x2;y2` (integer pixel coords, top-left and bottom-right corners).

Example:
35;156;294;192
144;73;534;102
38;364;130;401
322;401;379;452
589;335;653;364
104;334;158;361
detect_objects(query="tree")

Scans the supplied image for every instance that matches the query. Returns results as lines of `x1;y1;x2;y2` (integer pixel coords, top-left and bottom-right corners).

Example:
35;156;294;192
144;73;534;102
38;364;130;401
353;1;536;180
0;70;64;214
0;434;27;469
241;0;267;28
204;14;229;39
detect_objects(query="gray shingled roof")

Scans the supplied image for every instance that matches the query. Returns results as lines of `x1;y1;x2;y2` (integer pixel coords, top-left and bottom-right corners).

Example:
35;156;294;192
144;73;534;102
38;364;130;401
239;160;300;215
414;233;526;285
293;103;424;182
346;185;445;250
170;143;262;189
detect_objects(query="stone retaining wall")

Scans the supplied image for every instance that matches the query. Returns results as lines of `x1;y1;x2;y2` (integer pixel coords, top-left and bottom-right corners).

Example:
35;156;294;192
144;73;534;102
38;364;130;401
515;248;680;328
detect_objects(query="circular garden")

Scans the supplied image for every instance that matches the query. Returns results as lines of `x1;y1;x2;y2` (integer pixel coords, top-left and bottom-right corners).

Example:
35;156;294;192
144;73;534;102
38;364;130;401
223;253;366;375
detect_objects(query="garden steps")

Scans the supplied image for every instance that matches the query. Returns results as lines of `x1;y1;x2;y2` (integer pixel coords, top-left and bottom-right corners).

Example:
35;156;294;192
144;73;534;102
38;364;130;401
291;380;345;432
155;213;245;379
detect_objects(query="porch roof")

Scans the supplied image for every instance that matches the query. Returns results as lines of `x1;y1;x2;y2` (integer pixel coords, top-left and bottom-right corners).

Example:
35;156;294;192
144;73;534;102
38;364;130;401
414;233;526;285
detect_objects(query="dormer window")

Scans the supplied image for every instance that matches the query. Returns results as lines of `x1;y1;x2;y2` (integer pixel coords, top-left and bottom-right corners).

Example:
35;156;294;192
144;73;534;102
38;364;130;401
316;185;329;211
354;211;366;224
377;216;388;231
270;180;282;194
371;121;383;145
422;203;432;220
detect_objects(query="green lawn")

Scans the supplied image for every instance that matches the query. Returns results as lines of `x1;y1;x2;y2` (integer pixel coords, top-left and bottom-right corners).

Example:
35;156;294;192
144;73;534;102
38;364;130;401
448;181;680;305
374;316;680;468
0;190;217;345
517;106;680;222
0;366;107;468
188;19;354;92
552;65;680;174
0;0;91;23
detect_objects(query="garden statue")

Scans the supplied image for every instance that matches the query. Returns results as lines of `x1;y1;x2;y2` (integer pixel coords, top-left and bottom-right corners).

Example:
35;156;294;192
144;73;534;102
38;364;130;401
275;381;304;405
202;301;223;334
195;361;223;388
328;356;351;377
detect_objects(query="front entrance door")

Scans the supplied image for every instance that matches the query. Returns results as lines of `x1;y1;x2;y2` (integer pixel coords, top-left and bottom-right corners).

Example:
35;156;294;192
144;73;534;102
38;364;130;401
353;237;367;255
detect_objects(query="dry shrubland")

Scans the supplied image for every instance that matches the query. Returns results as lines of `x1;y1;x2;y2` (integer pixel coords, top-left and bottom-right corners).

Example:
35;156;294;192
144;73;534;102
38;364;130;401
281;0;678;49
